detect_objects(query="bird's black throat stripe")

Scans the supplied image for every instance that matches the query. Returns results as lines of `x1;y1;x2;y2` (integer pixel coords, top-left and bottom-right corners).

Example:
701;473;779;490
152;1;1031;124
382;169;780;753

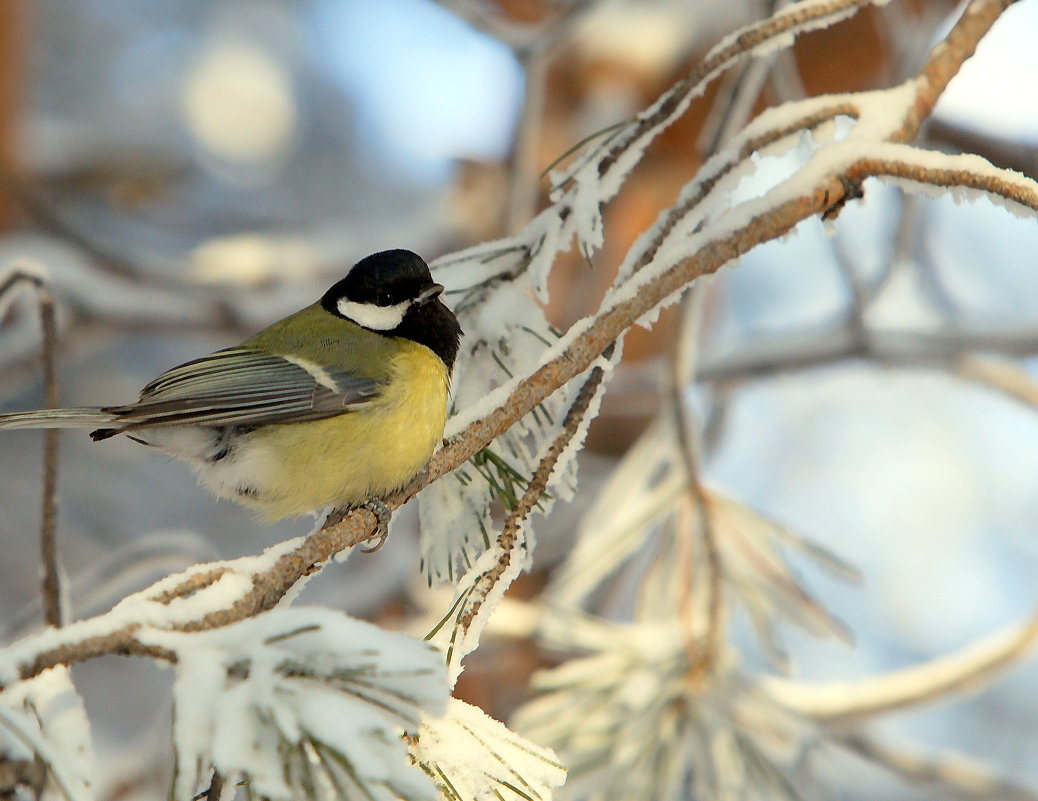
393;300;461;374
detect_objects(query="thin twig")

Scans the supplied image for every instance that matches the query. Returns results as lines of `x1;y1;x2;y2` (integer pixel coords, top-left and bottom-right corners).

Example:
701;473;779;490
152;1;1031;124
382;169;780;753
908;197;964;319
836;731;1038;801
38;283;61;629
670;17;792;669
0;265;63;628
697;52;774;157
456;353;612;635
505;2;599;233
0;164;143;279
897;0;1012;142
954;354;1038;410
763;603;1038;722
698;322;1038;385
594;0;893;179
507;50;548;234
668;288;723;672
829;228;872;342
204;769;225;800
620;100;859;279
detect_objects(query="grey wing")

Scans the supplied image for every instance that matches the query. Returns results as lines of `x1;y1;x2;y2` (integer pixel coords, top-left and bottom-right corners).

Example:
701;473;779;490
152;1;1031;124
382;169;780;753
101;348;382;431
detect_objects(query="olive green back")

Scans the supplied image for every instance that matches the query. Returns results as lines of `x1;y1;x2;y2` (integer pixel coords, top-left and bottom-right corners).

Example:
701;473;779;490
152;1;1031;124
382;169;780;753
242;302;403;381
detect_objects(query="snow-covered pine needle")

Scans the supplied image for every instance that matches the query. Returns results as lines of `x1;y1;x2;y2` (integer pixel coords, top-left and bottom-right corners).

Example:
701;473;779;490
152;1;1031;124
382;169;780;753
410;698;566;801
427;363;612;684
147;607;449;801
514;617;809;801
548;417;856;668
420;279;575;585
0;667;94;801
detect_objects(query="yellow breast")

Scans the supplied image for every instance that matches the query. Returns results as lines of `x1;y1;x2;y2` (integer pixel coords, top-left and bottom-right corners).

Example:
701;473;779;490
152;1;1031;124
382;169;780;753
243;340;450;520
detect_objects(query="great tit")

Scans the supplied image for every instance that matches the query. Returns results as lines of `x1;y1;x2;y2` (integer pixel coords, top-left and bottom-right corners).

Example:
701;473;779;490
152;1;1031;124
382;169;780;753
0;249;462;520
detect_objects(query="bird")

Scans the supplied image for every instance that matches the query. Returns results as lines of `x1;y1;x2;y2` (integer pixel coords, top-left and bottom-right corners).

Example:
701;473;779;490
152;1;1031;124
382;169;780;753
0;249;462;522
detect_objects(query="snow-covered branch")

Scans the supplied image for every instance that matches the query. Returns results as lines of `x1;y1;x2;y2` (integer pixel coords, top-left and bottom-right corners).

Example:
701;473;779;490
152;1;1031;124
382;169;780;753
3;1;1034;797
428;356;612;681
763;603;1038;722
6;0;1018;692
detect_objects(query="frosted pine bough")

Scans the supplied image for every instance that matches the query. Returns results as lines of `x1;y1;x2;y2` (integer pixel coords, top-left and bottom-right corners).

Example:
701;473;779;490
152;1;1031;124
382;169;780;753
2;0;1038;800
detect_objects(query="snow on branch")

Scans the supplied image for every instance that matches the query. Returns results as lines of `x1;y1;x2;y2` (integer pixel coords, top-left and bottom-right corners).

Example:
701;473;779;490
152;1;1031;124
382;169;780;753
0;260;62;630
0;530;379;692
846;144;1038;215
412;0;1021;519
0;668;93;801
429;0;897;307
154;608;448;801
553;0;895;266
0;2;1019;701
406;0;1030;600
428;359;613;683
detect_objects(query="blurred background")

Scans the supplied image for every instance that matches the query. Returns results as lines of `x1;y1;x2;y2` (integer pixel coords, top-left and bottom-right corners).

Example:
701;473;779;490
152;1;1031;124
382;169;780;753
1;0;1038;798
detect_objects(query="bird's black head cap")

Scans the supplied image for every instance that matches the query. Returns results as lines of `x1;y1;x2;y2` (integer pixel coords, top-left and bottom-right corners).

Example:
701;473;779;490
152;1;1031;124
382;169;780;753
323;249;434;308
322;249;462;372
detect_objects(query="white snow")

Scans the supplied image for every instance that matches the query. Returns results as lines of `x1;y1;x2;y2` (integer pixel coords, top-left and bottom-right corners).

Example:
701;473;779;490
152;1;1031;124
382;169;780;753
0;667;94;801
410;698;567;801
146;607;449;801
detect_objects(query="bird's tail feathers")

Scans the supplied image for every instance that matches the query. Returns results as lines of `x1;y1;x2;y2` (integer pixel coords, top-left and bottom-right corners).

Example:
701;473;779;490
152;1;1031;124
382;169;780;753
0;408;116;431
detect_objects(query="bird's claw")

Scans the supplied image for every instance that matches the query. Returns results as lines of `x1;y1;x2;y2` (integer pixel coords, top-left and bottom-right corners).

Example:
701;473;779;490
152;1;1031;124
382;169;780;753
360;499;392;552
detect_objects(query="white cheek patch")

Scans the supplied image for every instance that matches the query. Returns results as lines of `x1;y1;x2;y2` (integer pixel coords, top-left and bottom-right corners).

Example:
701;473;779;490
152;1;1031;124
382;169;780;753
336;298;410;331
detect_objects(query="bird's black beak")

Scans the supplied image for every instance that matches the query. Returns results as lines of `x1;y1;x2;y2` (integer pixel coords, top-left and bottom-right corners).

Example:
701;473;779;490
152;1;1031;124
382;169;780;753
417;283;445;305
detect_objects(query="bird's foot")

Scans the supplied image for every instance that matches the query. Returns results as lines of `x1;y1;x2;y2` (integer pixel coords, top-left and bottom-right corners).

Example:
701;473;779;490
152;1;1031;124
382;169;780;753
360;499;392;552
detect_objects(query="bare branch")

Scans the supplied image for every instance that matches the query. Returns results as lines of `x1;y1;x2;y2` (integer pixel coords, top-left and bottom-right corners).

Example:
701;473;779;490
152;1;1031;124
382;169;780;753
38;285;60;630
0;263;63;629
763;604;1038;722
954;354;1038;409
698;320;1038;385
668;288;724;668
837;731;1038;801
0;164;143;280
507;52;548;234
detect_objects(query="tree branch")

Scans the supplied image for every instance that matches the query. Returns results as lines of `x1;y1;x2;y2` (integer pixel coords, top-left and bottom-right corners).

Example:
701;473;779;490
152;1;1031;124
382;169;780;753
0;0;1019;689
0;264;63;629
836;731;1038;801
763;604;1038;722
